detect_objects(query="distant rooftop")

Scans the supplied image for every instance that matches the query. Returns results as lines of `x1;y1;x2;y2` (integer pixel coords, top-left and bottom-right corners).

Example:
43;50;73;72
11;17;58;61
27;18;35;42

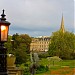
32;36;50;38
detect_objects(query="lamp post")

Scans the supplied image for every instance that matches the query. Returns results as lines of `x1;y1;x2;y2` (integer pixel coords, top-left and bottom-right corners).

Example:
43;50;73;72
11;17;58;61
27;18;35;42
0;9;10;75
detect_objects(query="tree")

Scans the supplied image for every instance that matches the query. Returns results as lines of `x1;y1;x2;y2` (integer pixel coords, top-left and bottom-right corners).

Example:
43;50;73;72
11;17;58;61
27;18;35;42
12;33;32;53
15;44;28;64
18;34;32;53
12;33;32;64
4;35;12;54
5;33;32;64
48;31;75;59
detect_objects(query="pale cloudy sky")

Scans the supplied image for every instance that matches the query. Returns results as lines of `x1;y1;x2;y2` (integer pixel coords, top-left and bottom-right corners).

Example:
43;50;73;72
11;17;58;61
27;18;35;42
0;0;74;37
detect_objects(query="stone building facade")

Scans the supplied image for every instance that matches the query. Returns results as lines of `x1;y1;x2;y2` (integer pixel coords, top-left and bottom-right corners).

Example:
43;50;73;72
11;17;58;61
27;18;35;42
30;36;51;52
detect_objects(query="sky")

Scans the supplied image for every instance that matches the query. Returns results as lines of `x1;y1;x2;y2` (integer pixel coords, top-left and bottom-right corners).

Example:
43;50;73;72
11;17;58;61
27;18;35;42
0;0;74;37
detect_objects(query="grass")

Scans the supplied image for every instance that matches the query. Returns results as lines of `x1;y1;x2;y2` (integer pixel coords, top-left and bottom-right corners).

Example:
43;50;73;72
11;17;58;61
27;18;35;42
39;58;75;67
35;59;75;75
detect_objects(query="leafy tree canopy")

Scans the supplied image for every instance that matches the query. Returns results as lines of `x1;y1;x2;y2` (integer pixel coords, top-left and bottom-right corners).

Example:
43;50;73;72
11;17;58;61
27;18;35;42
5;33;32;64
48;31;75;59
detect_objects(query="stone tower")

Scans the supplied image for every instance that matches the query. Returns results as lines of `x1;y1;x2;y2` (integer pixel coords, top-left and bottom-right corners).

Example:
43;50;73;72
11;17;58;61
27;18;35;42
60;15;65;33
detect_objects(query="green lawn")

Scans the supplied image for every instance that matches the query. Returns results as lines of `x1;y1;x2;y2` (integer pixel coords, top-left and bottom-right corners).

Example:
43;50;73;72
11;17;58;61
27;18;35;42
35;59;75;75
39;58;75;67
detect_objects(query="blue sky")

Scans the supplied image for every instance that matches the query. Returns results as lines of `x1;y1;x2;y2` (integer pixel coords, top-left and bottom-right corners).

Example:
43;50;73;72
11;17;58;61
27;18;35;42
0;0;74;37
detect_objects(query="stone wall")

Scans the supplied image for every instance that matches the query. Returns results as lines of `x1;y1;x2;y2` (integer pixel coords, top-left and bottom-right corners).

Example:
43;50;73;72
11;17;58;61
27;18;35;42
7;54;23;75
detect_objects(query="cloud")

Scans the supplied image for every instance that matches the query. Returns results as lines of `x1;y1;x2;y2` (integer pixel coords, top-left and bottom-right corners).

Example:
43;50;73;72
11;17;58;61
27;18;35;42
0;0;74;36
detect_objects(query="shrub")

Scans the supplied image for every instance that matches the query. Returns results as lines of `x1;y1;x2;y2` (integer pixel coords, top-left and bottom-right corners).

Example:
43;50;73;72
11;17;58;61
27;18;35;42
38;52;49;58
36;65;49;74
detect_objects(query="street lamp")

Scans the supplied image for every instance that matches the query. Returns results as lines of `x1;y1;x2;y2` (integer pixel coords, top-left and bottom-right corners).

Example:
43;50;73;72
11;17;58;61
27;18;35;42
0;9;10;75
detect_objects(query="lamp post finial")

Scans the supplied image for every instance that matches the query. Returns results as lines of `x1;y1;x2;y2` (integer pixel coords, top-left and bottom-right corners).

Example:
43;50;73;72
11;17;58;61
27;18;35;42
3;9;5;14
1;9;6;20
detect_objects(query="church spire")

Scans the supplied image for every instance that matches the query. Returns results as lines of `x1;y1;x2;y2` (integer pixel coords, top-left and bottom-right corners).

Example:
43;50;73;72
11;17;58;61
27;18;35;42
60;14;65;33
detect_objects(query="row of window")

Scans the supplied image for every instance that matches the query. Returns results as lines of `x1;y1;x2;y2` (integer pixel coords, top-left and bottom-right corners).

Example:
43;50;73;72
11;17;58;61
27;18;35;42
32;41;49;44
30;48;48;51
32;38;50;42
30;45;49;50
